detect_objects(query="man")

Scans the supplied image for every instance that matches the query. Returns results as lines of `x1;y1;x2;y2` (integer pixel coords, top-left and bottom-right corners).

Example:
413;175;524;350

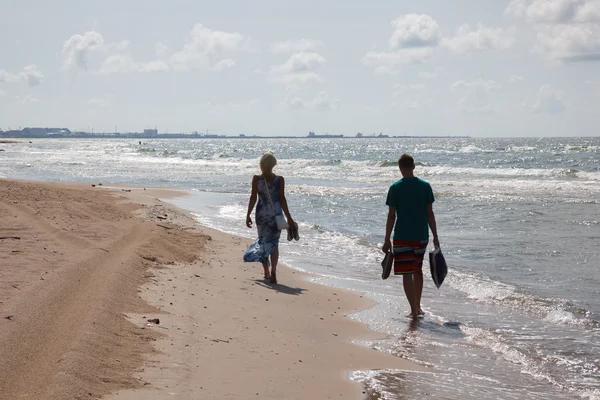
382;154;440;319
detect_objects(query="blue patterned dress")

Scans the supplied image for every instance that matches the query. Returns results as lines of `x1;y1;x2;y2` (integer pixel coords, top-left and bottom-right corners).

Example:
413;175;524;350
244;176;282;266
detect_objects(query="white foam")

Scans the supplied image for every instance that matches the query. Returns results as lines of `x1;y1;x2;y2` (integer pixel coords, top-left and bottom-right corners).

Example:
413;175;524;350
543;310;584;326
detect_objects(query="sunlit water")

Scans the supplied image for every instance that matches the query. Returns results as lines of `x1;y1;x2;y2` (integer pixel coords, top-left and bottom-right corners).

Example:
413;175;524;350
2;137;599;399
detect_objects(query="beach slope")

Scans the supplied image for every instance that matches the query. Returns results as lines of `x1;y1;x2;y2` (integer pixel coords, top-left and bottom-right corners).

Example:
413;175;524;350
0;179;421;400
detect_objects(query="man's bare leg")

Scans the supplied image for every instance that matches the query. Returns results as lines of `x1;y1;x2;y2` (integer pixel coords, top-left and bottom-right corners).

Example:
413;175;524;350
414;269;424;315
403;274;418;318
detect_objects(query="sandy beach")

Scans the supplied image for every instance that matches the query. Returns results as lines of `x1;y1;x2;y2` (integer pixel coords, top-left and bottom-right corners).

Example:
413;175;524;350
0;179;421;400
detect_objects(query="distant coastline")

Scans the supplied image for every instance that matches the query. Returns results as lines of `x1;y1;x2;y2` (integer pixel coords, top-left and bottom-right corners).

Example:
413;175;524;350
0;127;470;139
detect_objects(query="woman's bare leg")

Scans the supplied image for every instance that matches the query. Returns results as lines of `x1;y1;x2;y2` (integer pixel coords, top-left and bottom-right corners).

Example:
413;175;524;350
262;263;270;279
270;246;279;283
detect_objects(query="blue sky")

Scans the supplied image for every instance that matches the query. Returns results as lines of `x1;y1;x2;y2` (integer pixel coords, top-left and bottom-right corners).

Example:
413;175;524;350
1;0;599;136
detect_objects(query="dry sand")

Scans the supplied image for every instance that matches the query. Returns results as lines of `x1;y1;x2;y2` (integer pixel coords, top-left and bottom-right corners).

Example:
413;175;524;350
0;179;422;400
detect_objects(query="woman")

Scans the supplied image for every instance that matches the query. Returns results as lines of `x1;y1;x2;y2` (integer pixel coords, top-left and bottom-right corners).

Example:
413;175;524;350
244;152;295;284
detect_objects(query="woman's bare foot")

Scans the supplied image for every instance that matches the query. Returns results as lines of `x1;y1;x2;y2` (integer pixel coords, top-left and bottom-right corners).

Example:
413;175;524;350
270;269;277;284
263;266;270;280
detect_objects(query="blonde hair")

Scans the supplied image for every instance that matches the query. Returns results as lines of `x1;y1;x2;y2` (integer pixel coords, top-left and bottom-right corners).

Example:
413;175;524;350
260;152;277;173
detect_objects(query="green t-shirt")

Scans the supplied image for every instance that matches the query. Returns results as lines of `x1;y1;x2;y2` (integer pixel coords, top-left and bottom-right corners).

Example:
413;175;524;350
386;177;434;241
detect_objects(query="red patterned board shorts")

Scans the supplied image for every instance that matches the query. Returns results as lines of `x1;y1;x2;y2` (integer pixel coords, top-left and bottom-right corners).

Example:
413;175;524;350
393;239;429;275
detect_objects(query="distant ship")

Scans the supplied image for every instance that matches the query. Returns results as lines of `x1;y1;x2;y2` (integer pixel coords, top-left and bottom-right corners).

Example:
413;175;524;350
356;132;389;138
307;131;344;138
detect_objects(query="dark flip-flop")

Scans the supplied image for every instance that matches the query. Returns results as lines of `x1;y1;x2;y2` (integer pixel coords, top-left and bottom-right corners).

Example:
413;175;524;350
287;223;300;241
381;252;393;280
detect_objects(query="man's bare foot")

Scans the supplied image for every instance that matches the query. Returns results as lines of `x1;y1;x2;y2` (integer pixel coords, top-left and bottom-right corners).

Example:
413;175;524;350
418;309;425;316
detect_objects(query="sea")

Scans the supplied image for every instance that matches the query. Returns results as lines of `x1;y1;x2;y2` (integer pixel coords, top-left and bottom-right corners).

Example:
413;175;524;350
1;137;599;400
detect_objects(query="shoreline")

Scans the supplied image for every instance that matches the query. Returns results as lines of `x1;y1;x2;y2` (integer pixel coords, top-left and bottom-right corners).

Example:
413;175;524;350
0;178;423;400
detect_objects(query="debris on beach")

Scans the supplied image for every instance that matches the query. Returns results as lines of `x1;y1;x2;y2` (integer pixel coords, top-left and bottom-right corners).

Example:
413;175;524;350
139;254;158;262
147;318;160;324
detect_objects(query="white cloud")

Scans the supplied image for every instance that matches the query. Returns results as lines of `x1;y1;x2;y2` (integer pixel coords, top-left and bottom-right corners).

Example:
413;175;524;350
21;95;40;104
22;65;44;86
212;59;236;71
99;55;134;74
62;31;105;70
451;79;502;92
451;79;501;114
62;30;167;73
364;14;440;74
312;91;340;111
0;65;44;86
270;52;325;84
63;24;245;74
578;0;600;21
284;95;306;110
99;55;170;74
536;23;600;61
532;84;566;114
0;69;20;83
442;24;516;53
363;48;433;75
155;41;169;57
283;88;339;110
505;0;600;23
509;75;526;82
169;23;247;71
270;39;323;53
389;14;441;49
271;52;325;74
0;88;5;96
505;1;600;62
138;60;170;72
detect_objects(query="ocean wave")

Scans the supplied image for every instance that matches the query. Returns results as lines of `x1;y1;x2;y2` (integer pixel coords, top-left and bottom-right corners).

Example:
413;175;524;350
378;160;398;167
507;146;539;152
448;270;598;329
137;147;156;153
565;145;600;152
423;165;600;180
461;326;560;382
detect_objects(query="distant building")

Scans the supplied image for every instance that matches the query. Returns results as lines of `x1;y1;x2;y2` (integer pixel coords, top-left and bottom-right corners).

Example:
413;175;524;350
143;129;158;137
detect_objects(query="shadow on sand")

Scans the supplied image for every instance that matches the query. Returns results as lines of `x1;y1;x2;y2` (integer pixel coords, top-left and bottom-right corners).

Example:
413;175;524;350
252;279;307;296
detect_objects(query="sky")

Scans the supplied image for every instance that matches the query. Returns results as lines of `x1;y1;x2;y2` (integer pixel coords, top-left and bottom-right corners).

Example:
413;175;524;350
1;0;599;137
